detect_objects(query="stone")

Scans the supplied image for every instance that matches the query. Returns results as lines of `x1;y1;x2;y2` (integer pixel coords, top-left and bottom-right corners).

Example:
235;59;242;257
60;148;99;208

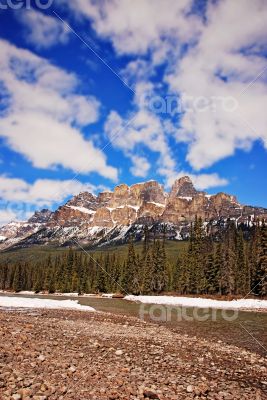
143;390;160;399
115;350;123;356
186;385;194;393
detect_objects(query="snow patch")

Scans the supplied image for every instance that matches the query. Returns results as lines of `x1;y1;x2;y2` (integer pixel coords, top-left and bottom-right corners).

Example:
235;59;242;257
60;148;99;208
178;196;193;201
125;295;267;310
0;296;96;311
67;206;96;214
147;202;165;207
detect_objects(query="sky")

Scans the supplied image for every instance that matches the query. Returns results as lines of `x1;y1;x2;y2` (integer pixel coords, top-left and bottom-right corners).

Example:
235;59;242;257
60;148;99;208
0;0;266;225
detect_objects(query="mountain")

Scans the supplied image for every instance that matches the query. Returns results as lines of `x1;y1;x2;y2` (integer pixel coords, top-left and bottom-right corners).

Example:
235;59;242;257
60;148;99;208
0;176;266;250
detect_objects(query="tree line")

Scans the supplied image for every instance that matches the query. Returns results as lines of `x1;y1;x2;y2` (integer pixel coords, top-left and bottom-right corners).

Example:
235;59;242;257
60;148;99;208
0;218;266;297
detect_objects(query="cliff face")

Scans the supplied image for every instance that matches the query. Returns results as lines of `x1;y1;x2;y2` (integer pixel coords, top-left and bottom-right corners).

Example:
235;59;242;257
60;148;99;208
0;176;266;249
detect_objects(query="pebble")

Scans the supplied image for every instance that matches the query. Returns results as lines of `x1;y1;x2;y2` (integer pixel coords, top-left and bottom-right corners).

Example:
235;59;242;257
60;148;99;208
12;395;22;400
186;385;194;393
143;389;160;399
0;308;265;400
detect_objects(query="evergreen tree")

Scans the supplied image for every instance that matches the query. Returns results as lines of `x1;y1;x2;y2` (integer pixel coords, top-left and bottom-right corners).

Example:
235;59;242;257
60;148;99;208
12;264;23;292
151;240;167;293
220;221;236;295
142;252;152;294
258;224;267;296
236;229;250;295
249;221;261;293
123;237;140;294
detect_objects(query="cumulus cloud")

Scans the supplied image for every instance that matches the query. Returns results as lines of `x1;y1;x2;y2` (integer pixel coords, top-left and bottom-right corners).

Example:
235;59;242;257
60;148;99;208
0;39;118;181
17;9;70;49
57;0;200;57
104;108;176;179
0;176;103;206
165;172;229;191
0;175;109;225
129;155;151;178
0;209;18;226
166;0;267;169
59;0;267;181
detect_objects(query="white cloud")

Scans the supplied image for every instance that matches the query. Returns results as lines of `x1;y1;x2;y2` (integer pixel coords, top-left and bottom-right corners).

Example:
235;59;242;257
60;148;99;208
57;0;200;57
0;209;18;226
17;9;70;49
61;0;267;176
129;155;150;178
104;108;176;179
165;171;229;191
166;0;267;170
0;39;118;181
0;175;103;207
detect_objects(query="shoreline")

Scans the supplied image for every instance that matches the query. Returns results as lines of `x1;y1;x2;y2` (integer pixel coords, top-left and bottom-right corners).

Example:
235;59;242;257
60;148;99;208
0;290;267;313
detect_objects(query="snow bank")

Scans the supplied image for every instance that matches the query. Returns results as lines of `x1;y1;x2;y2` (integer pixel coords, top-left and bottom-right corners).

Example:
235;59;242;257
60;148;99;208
0;296;96;311
125;295;267;310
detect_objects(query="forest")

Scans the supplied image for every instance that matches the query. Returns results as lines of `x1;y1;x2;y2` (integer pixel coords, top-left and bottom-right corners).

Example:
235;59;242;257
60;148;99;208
0;218;266;297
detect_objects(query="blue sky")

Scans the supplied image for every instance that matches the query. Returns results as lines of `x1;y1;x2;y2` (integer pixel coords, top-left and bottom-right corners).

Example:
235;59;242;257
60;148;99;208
0;0;266;225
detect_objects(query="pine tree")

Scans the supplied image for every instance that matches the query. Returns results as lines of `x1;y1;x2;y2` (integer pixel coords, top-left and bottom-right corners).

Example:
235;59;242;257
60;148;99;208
188;217;207;294
205;251;218;294
151;240;167;293
258;224;267;296
214;241;224;294
220;221;236;295
12;264;23;292
123;237;140;294
236;229;250;295
249;221;261;293
142;252;153;294
95;255;106;293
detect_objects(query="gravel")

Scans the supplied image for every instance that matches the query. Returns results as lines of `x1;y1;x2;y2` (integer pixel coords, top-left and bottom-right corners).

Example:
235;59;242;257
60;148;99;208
0;308;266;399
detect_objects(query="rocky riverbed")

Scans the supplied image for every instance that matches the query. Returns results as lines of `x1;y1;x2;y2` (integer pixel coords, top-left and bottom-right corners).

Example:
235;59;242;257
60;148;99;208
0;308;266;400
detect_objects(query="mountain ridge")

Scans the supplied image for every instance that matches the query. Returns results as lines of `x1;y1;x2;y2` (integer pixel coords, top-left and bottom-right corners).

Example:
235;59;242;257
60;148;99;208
0;176;267;250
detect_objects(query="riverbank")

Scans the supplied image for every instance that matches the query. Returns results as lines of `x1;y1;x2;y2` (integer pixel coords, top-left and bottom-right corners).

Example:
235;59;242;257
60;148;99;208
1;290;267;312
0;308;266;400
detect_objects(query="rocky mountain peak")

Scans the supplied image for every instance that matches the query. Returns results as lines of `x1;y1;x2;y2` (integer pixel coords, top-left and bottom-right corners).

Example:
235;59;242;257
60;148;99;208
28;209;53;224
1;176;267;250
67;192;98;210
130;180;165;204
170;176;199;198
